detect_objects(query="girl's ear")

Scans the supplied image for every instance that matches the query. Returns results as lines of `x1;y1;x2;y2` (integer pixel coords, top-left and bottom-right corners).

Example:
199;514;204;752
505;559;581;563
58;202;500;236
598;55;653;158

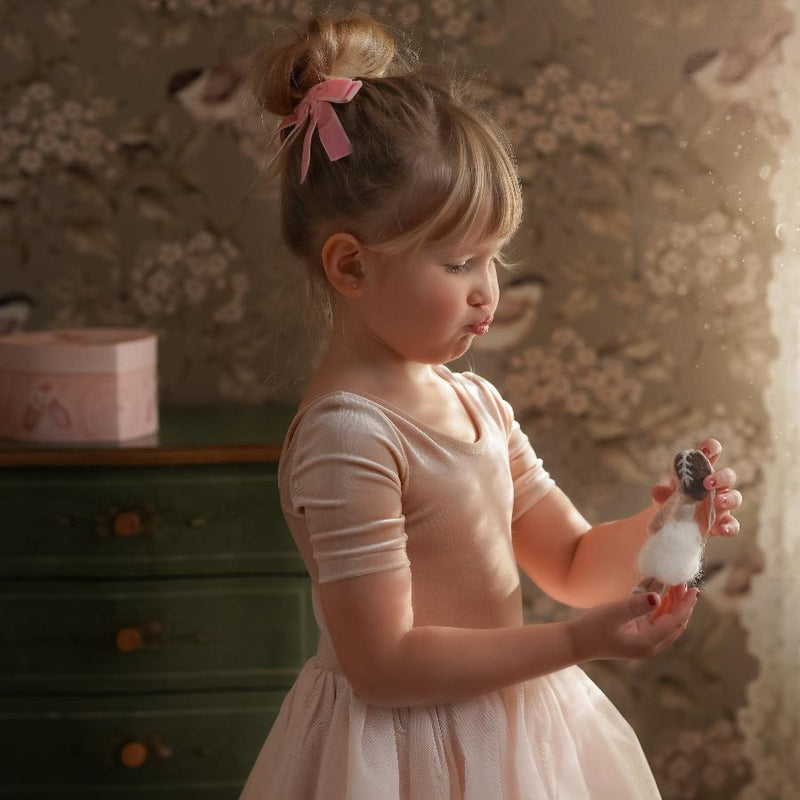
321;232;369;297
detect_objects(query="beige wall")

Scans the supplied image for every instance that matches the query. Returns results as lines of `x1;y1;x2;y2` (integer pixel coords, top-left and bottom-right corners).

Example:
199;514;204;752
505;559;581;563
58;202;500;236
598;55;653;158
2;1;791;796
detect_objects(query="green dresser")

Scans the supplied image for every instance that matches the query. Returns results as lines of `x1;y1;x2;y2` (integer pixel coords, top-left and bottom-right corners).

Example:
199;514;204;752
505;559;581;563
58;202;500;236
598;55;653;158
0;404;318;799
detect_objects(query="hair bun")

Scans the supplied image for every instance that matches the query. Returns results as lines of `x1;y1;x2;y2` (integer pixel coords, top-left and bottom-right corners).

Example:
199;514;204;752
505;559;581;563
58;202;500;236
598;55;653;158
250;11;400;118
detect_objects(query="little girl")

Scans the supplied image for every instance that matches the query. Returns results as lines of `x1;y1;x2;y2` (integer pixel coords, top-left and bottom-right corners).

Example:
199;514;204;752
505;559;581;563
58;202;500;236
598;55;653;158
239;10;740;800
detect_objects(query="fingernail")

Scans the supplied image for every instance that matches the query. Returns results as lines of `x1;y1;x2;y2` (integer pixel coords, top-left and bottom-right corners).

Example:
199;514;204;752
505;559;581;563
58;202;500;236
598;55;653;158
702;447;711;456
706;477;716;488
648;594;659;606
723;524;732;535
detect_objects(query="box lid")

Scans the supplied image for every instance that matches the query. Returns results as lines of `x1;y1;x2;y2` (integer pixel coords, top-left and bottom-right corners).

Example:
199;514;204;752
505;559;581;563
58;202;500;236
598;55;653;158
0;328;157;374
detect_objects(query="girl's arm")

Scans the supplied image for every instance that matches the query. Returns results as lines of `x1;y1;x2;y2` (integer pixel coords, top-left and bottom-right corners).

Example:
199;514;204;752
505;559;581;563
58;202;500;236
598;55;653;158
510;483;660;609
321;554;690;708
511;485;592;607
563;503;658;607
321;563;578;708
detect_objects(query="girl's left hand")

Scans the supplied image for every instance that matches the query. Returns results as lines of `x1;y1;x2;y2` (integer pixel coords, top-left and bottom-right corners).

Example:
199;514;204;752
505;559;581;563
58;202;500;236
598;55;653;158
650;437;742;538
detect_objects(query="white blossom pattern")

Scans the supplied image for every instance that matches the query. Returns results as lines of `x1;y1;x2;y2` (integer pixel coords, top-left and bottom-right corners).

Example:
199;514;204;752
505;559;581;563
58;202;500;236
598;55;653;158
130;232;248;324
641;212;764;318
503;326;643;423
0;82;118;181
651;721;750;800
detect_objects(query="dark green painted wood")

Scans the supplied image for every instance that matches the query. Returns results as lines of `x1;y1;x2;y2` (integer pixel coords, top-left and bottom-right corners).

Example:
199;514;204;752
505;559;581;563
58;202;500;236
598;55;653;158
0;403;299;455
0;690;288;795
0;402;327;798
0;463;306;578
0;576;320;693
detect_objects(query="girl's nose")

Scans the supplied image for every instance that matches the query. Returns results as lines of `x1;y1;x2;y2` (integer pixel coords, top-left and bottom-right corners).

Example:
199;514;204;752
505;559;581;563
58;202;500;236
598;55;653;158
469;270;497;309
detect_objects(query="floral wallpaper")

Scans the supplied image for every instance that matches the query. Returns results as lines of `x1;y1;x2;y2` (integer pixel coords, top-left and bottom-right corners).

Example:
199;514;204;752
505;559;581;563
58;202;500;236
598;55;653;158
1;0;794;797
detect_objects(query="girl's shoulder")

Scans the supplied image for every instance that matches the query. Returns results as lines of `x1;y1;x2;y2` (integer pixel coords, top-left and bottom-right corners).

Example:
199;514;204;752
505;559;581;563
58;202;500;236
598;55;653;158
278;391;411;511
452;368;517;432
284;389;406;453
279;389;409;477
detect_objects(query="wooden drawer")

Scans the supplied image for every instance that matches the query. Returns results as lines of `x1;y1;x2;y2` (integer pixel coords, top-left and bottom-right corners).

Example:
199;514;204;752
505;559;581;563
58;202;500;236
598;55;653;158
0;464;305;577
0;576;320;693
0;690;287;798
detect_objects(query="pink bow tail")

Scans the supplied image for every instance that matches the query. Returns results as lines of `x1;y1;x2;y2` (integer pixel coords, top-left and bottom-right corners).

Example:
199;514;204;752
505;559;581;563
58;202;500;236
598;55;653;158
298;99;354;181
269;77;363;183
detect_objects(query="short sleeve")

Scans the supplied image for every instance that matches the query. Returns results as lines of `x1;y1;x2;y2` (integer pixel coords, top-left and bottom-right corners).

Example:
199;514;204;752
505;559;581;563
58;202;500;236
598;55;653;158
462;371;556;524
288;397;411;584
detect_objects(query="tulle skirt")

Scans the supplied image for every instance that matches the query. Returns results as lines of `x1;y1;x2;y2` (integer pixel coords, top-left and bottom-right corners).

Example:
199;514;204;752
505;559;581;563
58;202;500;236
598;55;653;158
238;657;662;800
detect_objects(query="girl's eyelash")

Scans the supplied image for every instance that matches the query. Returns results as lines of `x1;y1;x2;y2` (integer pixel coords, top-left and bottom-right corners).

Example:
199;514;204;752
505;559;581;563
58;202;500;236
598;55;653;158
445;257;499;274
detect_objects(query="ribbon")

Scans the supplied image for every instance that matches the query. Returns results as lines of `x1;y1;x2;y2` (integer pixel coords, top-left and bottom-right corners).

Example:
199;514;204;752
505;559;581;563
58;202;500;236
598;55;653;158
269;77;363;183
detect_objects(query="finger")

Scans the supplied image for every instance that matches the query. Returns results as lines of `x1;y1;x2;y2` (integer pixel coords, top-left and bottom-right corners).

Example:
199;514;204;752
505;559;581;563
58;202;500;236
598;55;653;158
699;438;722;464
651;483;673;505
715;517;740;537
659;618;689;649
647;588;696;631
662;614;689;642
673;588;699;623
655;593;697;646
628;592;662;622
639;577;662;593
646;615;687;652
716;489;743;513
705;467;738;491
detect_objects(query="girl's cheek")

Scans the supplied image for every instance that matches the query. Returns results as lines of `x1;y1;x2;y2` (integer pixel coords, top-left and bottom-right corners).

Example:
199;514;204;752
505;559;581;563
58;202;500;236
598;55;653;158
429;296;460;323
408;285;442;315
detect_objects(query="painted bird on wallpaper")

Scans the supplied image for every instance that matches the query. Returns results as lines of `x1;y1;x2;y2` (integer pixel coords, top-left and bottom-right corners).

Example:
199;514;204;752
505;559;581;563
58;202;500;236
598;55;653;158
683;14;793;96
167;52;256;122
471;274;548;353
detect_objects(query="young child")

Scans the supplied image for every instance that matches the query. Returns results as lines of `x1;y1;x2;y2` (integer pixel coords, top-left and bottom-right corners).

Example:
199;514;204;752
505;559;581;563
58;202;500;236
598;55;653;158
239;10;739;799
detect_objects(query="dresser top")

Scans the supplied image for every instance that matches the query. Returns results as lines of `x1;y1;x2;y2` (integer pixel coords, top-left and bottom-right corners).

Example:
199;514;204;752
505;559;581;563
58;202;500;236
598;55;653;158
0;403;299;467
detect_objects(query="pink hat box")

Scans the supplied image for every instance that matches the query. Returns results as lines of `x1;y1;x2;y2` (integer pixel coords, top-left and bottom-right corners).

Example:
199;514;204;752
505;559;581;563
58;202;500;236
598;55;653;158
0;328;158;444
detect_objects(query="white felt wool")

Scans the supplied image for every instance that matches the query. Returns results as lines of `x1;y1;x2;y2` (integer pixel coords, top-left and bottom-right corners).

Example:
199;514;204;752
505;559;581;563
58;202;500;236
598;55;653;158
637;519;704;585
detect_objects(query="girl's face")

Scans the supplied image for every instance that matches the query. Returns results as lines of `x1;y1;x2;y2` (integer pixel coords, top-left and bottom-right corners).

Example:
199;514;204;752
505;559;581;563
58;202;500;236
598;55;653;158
361;234;506;365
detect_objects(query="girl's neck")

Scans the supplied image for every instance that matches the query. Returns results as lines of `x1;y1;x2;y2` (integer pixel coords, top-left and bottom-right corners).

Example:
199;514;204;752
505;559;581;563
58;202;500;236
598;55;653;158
313;329;439;395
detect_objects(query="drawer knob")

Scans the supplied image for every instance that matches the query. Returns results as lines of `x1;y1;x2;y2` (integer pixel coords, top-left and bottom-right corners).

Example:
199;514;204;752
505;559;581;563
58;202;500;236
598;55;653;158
115;627;144;653
113;511;143;537
119;741;148;768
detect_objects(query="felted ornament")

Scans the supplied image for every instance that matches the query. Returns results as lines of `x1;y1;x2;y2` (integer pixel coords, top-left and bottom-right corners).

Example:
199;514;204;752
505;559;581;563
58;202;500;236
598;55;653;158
632;449;717;621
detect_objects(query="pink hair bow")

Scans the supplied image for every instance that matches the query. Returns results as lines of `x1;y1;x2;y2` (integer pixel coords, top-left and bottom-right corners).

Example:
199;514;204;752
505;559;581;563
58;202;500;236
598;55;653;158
271;77;363;183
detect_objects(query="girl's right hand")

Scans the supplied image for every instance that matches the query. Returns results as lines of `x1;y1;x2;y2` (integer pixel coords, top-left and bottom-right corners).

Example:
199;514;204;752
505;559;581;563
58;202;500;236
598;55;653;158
567;586;699;662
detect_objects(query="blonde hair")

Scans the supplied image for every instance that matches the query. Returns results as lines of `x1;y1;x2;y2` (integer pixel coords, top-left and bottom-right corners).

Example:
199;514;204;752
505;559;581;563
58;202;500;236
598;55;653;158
250;9;525;335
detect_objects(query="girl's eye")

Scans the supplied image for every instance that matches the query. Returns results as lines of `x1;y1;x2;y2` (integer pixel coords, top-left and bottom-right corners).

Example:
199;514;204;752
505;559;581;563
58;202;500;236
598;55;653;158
444;257;499;274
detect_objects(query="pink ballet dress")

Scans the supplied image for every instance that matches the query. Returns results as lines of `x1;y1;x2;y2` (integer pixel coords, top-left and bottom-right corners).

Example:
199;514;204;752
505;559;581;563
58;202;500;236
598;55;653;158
239;364;662;799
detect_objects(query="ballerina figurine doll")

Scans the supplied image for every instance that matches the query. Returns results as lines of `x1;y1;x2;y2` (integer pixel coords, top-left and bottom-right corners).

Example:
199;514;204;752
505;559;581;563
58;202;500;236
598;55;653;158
633;449;718;621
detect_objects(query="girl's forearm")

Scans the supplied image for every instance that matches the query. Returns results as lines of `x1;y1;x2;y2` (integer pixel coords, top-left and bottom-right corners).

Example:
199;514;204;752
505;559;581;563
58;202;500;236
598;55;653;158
563;503;659;608
360;621;578;708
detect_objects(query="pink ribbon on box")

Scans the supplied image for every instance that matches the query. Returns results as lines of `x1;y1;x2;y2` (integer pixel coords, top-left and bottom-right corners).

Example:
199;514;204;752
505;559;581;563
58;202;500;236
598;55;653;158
270;77;363;183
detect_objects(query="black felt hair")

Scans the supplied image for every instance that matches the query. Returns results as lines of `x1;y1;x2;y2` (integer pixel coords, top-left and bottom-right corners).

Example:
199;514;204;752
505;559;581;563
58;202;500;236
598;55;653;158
673;449;713;502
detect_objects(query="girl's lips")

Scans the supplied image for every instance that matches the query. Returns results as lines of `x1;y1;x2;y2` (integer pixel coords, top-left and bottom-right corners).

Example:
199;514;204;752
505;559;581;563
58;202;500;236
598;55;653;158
468;316;492;334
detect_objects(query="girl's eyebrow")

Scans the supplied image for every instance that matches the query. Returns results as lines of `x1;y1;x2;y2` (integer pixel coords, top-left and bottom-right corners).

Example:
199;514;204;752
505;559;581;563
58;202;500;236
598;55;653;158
437;236;511;258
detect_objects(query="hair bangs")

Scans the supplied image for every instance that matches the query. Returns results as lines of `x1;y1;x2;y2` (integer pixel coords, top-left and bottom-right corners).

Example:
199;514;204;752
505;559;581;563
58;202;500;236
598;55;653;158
362;105;523;267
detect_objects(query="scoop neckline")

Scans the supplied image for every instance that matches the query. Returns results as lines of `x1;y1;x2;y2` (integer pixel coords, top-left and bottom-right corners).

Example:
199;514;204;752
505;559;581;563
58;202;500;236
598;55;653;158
291;364;489;454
